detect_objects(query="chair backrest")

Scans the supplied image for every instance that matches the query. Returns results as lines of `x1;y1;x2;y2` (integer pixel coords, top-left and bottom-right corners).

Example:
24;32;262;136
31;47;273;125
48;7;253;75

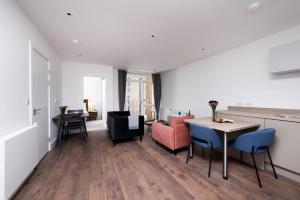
68;109;84;114
169;115;194;126
110;111;130;117
190;124;222;148
236;128;276;153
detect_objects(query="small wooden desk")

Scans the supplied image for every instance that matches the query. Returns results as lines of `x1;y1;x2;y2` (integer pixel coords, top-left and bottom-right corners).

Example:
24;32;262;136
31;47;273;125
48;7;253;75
184;117;260;180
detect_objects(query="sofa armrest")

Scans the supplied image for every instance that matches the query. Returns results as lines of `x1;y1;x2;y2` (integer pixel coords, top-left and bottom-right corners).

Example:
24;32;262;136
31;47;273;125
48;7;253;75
152;122;175;150
174;124;190;149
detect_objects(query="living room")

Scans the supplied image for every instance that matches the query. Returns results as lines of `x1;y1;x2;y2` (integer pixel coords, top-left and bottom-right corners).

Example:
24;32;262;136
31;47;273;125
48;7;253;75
1;0;300;199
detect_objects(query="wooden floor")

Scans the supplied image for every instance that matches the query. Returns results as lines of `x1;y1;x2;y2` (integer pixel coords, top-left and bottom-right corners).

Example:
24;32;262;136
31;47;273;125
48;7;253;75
13;130;300;200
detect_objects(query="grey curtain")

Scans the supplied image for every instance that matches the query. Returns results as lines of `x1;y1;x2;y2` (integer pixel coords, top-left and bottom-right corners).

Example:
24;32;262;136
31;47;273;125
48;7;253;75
152;73;161;120
118;70;127;111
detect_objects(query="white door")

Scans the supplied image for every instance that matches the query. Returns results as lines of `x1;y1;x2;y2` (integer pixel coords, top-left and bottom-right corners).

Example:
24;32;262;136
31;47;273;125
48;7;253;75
31;49;49;160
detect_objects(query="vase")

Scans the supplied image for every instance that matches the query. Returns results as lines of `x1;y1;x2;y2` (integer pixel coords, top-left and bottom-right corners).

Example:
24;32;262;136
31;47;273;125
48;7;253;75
212;109;216;122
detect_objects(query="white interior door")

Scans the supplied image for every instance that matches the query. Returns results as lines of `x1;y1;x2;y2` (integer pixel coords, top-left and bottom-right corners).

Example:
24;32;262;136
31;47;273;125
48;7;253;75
31;48;49;160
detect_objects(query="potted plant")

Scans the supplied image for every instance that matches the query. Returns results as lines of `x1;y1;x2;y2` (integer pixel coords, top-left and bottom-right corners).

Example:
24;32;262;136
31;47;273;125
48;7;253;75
58;106;68;114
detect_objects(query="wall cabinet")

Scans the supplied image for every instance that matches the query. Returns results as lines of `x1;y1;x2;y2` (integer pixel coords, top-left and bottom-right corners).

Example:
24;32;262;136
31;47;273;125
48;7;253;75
218;107;300;182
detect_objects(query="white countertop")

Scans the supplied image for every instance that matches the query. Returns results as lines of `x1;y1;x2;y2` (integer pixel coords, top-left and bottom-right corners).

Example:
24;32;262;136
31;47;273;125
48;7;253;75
218;110;300;123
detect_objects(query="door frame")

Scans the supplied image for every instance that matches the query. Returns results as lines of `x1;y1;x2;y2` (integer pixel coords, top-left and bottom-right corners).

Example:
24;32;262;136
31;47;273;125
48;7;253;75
28;41;51;150
82;75;107;120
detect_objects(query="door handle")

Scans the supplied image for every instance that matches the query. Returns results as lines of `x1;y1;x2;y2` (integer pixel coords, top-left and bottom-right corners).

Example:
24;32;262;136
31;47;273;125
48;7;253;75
33;108;42;115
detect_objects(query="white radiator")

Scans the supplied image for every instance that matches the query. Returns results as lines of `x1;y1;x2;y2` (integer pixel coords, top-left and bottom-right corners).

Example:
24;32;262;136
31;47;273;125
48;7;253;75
0;124;38;200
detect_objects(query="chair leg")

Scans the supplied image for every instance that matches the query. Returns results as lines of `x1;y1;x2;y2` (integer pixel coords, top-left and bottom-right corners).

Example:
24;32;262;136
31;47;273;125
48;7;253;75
174;150;177;156
191;142;194;159
82;128;86;144
251;153;262;188
140;135;143;142
81;122;87;143
240;151;243;163
80;129;84;144
186;145;190;164
267;148;278;179
202;147;205;159
208;146;213;177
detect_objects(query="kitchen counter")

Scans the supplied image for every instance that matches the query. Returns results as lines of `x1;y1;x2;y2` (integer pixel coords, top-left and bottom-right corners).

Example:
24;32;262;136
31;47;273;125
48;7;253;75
218;107;300;123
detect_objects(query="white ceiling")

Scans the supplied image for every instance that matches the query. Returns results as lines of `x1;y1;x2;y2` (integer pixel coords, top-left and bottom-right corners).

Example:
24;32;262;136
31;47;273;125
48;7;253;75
17;0;300;72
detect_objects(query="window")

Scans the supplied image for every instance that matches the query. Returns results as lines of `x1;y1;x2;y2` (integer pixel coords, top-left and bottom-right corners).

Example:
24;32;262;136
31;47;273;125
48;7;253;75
125;73;154;120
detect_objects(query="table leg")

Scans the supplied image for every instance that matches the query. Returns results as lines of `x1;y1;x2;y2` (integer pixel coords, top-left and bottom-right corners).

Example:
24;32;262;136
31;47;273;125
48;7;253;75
83;117;88;137
223;132;228;180
57;118;63;147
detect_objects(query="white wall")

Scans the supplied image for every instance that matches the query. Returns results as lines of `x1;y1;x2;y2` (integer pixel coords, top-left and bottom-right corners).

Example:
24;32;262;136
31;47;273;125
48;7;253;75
84;76;102;117
113;69;120;111
0;0;61;198
62;62;114;114
161;24;300;120
0;0;61;141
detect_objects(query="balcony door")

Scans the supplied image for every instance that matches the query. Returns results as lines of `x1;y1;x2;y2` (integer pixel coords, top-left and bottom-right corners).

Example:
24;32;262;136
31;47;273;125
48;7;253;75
125;74;154;120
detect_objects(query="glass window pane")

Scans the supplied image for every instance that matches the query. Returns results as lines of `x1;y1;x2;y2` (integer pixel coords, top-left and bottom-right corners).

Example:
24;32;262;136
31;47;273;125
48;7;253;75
125;73;154;120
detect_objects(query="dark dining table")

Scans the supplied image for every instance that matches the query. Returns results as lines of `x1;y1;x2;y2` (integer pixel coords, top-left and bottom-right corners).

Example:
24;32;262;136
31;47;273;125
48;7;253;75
52;113;88;147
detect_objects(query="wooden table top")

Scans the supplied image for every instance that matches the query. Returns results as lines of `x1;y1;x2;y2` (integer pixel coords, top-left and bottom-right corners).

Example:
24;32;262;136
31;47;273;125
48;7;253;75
184;117;260;133
52;113;88;122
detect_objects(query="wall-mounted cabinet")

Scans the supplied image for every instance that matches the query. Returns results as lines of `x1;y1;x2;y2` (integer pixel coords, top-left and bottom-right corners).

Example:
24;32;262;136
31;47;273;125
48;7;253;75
269;40;300;74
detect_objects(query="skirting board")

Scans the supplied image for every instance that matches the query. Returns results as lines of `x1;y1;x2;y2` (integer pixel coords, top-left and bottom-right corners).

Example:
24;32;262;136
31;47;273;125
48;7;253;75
50;138;57;150
266;163;300;183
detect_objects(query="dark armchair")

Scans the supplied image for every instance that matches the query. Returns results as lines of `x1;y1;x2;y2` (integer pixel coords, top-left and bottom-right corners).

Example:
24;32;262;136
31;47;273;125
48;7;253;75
107;111;144;145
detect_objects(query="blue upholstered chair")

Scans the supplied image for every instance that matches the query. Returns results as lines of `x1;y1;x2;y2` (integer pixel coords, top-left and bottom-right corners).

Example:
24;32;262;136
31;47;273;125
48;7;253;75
186;124;223;177
230;128;278;187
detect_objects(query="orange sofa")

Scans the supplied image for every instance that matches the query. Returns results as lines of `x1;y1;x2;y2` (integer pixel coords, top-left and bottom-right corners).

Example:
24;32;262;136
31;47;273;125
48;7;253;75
152;115;194;154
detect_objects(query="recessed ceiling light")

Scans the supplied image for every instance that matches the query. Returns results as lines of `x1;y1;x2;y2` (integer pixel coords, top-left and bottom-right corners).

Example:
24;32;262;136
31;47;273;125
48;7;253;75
248;1;262;13
72;39;80;44
201;48;205;51
67;12;72;16
151;35;155;38
78;54;82;57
